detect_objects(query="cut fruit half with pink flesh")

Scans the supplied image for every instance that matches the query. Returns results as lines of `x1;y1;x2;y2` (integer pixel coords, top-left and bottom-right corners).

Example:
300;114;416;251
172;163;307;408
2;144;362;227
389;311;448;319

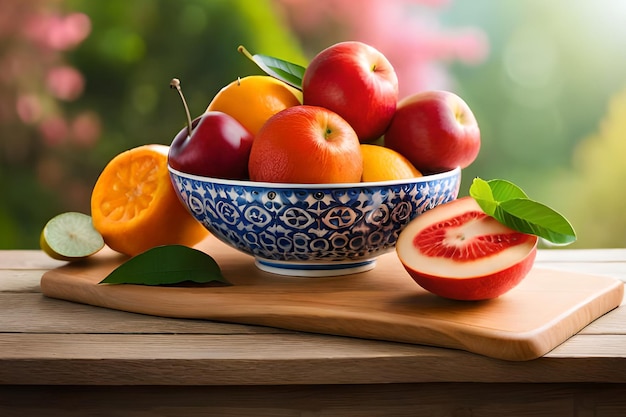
396;196;538;301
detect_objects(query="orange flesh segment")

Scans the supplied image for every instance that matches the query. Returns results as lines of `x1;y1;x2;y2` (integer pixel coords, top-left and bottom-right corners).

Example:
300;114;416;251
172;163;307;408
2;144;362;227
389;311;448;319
90;144;208;256
100;155;160;222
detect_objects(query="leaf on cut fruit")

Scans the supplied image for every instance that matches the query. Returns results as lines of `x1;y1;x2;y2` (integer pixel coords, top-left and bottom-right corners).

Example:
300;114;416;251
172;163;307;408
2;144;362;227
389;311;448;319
468;177;497;215
469;177;577;245
99;245;231;286
486;179;529;201
237;45;305;90
494;199;577;245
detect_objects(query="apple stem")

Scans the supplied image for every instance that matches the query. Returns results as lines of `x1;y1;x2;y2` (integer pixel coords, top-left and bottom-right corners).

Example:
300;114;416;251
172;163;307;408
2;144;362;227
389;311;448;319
170;78;193;138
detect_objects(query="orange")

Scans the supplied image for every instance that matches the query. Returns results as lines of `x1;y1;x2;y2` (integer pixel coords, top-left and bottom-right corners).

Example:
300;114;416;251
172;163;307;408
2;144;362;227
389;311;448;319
206;75;302;136
90;144;209;256
360;144;422;182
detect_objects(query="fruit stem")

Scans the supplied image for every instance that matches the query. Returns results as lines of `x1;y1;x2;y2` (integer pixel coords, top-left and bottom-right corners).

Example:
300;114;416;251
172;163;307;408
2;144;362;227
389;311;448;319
238;45;254;62
170;78;193;138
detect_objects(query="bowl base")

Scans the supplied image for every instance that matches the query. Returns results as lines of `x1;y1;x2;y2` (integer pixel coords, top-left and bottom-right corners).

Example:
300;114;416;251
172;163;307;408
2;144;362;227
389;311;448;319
254;258;377;277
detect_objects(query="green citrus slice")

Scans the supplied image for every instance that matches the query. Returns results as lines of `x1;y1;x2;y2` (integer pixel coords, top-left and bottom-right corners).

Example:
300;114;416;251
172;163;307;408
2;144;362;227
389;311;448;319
40;212;105;261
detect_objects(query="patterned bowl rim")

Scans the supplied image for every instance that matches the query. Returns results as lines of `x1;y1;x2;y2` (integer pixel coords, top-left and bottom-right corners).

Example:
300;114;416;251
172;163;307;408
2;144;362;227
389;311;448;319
167;165;461;189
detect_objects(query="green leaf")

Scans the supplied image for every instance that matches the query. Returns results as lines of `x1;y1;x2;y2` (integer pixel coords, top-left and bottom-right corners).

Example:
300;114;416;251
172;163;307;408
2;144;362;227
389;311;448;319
469;177;577;246
238;45;305;89
469;177;497;215
99;245;231;286
486;179;529;201
494;199;577;245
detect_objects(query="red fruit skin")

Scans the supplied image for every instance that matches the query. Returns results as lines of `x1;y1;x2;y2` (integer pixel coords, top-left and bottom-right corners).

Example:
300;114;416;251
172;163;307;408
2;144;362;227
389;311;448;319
302;41;398;143
396;196;539;301
384;90;480;174
402;243;538;301
248;105;363;184
168;111;254;180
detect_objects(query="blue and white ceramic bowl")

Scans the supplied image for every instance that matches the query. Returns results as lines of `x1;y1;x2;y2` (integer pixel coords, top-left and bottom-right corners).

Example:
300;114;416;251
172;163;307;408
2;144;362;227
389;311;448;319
169;166;461;277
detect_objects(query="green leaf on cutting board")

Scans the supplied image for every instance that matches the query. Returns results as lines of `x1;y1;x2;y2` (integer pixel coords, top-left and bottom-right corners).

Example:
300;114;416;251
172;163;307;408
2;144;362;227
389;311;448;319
238;45;305;90
99;245;231;286
469;177;577;246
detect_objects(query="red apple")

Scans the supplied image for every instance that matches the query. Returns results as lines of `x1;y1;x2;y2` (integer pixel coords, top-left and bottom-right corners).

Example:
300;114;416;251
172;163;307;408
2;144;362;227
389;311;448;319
168;111;254;179
302;41;398;143
248;105;363;184
384;90;481;174
396;197;538;301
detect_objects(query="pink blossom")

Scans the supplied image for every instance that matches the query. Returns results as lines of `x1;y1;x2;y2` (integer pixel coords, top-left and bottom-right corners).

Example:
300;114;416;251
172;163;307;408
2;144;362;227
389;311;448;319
71;111;101;148
16;94;43;124
273;0;489;96
57;13;91;49
22;12;91;51
447;28;489;65
39;116;69;147
46;66;84;101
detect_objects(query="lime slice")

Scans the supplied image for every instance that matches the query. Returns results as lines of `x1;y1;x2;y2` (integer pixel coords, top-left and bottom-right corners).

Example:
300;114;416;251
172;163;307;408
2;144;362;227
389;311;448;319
40;212;105;261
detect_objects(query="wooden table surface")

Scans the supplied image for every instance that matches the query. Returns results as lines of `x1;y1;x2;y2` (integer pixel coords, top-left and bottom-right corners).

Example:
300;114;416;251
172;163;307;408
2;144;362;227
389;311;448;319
1;248;625;416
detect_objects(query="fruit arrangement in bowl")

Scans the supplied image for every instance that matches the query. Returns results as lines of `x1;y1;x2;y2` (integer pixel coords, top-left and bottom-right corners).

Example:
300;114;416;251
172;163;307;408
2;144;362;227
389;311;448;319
166;41;477;276
40;40;575;300
169;167;460;276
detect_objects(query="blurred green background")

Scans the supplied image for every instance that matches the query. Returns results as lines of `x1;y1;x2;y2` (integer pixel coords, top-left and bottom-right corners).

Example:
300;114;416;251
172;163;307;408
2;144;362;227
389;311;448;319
1;0;625;249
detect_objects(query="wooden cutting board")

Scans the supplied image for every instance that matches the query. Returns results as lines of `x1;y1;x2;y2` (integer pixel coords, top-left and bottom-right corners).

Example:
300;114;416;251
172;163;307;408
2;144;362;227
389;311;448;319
40;237;624;361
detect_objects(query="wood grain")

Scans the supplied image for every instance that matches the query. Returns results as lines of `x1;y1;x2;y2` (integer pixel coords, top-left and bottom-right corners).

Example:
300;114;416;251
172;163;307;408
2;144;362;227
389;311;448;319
1;383;626;417
3;248;626;416
3;292;626;386
40;237;624;361
2;332;626;385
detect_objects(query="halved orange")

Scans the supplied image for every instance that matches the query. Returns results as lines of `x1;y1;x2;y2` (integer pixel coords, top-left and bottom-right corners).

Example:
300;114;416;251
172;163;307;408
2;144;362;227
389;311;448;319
90;144;208;256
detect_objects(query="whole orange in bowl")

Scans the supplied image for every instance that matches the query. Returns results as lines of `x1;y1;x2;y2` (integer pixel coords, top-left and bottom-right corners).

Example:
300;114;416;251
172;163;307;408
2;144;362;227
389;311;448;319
91;144;208;256
206;75;302;136
360;144;422;182
248;105;363;184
